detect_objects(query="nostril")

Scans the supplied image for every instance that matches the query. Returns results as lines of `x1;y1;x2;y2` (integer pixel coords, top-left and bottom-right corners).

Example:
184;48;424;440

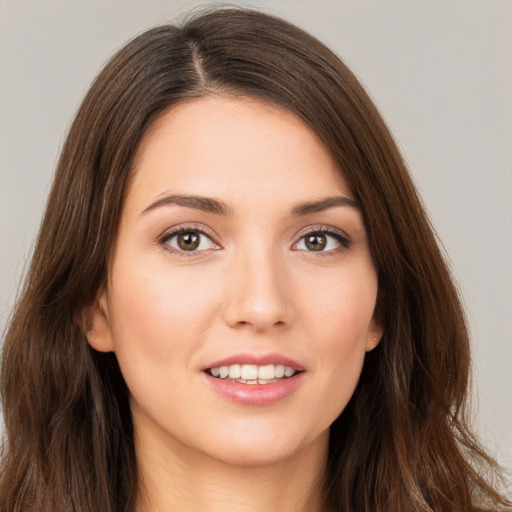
232;319;287;330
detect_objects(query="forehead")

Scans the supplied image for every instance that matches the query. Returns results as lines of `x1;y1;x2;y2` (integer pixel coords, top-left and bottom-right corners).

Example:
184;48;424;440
127;94;352;211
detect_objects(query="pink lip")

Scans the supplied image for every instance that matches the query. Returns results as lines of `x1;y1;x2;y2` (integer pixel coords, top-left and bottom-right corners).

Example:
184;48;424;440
203;371;305;406
201;352;306;406
203;352;305;371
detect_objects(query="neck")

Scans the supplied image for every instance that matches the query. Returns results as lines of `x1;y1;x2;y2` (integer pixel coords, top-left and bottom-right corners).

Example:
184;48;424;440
134;423;328;512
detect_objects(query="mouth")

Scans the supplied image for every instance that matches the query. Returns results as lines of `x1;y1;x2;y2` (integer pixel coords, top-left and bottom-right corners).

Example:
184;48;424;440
205;363;301;385
202;353;305;405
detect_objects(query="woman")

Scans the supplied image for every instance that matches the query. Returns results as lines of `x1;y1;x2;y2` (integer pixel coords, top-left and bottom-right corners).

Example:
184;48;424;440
0;7;509;512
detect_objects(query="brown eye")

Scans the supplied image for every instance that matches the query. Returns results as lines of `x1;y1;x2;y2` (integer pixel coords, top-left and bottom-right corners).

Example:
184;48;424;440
177;231;200;251
293;230;348;253
164;229;217;253
305;234;327;251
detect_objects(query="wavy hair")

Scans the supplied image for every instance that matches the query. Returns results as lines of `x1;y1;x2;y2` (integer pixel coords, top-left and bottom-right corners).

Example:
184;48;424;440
1;8;510;512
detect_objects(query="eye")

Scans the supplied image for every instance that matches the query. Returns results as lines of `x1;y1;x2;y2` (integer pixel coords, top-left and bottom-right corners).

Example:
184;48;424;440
162;228;218;253
293;230;349;253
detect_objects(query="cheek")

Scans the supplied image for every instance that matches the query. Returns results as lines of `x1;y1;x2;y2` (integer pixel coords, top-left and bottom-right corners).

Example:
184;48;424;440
297;265;377;412
107;256;220;368
300;264;378;345
105;261;221;430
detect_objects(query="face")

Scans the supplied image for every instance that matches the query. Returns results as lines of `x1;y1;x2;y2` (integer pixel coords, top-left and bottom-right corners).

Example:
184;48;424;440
87;95;382;467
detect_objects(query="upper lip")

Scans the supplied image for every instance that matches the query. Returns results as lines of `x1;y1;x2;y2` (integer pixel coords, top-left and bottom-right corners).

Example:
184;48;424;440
203;352;305;371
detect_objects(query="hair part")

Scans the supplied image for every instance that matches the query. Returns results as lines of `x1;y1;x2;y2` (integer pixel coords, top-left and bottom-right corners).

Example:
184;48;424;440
1;7;510;512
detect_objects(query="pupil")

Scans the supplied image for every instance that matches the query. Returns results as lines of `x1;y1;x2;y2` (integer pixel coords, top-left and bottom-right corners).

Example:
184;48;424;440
178;232;200;251
306;234;326;251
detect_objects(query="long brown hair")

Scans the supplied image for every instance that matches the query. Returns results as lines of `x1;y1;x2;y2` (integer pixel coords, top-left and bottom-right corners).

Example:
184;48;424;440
1;8;510;512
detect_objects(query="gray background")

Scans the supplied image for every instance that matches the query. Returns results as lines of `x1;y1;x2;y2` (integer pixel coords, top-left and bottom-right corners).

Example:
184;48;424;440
1;0;511;474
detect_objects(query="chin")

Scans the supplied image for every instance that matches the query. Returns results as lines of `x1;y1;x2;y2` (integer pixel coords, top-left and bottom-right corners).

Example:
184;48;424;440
195;423;329;468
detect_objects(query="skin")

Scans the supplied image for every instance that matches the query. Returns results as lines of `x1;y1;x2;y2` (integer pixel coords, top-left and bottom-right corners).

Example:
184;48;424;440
86;95;383;512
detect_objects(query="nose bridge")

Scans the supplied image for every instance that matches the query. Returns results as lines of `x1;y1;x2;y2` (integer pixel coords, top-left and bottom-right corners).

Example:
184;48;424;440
222;239;292;331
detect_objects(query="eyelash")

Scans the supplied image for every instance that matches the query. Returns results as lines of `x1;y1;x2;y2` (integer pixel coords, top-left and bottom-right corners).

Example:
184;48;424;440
292;228;351;256
159;226;220;257
158;226;351;256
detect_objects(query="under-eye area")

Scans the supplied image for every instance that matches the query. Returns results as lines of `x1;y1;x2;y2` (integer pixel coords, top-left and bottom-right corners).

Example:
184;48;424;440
206;364;303;384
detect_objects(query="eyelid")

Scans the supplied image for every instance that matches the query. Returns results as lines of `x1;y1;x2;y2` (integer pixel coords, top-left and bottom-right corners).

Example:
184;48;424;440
292;225;351;252
158;224;221;255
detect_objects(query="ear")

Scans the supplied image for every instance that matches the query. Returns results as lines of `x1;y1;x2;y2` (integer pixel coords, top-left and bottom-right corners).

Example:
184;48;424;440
77;290;116;353
365;317;384;352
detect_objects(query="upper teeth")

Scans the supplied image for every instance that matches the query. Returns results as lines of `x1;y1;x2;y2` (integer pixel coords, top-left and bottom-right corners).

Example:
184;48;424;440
210;364;296;380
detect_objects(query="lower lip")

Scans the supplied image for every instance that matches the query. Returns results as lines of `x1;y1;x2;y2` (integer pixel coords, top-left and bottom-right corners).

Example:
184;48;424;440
203;372;305;406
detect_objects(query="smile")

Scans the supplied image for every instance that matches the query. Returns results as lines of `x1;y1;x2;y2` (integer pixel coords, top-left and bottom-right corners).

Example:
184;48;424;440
207;363;299;384
202;356;305;405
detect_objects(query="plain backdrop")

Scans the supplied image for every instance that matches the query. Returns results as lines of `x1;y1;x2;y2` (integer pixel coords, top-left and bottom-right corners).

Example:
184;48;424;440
1;0;511;474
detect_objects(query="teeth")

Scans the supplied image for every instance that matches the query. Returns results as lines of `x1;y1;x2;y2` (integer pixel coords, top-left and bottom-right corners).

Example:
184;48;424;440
284;366;295;377
228;364;241;379
258;364;275;379
241;364;258;380
275;364;285;378
209;363;298;383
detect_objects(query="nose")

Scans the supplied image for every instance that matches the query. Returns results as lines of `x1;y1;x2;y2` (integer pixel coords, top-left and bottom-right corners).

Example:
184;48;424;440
222;247;293;332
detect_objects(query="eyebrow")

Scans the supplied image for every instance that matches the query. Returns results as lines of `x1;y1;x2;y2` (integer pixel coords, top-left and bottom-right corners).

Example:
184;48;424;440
141;193;232;216
291;196;360;216
140;193;359;218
